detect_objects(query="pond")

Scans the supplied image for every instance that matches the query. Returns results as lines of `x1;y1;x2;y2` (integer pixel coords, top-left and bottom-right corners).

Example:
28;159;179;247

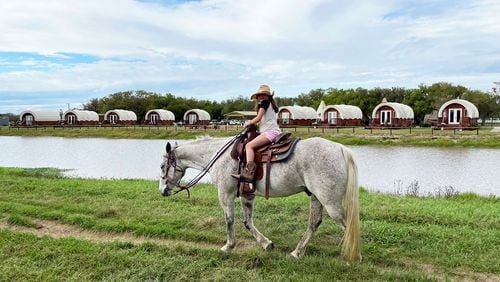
0;136;498;196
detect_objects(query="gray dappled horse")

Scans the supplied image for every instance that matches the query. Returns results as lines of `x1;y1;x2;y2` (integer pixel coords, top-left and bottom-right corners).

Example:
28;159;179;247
159;136;361;261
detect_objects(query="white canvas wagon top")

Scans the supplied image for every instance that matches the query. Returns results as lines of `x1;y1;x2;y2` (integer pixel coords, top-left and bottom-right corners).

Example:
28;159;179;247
183;109;210;121
64;110;99;121
321;105;363;120
145;109;175;121
279;106;317;119
437;99;479;118
20;110;60;121
104;109;137;121
371;102;414;119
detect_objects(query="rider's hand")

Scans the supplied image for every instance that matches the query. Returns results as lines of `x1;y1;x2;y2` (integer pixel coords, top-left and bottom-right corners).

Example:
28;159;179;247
244;121;251;127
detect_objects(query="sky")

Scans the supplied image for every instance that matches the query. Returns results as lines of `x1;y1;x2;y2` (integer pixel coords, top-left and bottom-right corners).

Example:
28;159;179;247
1;0;500;114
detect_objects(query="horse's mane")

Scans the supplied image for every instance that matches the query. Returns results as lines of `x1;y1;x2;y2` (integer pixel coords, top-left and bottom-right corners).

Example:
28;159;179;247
181;135;229;147
194;135;213;142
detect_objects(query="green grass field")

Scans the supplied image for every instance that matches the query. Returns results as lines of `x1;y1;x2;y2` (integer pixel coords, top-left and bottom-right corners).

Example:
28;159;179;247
1;125;500;147
0;167;498;281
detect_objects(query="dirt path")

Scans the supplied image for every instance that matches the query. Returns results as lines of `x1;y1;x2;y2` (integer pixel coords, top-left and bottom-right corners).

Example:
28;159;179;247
0;219;255;251
2;219;498;281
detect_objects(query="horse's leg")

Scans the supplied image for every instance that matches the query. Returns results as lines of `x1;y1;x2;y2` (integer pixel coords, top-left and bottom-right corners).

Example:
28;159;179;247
323;202;346;230
290;194;323;258
218;188;237;252
240;194;274;250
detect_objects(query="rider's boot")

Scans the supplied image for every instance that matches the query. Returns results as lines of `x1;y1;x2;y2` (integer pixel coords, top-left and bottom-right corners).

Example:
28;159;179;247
231;161;256;182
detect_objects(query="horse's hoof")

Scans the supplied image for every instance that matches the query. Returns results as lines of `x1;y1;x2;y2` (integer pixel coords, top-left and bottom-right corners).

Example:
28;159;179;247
289;250;302;258
220;244;234;252
263;241;274;251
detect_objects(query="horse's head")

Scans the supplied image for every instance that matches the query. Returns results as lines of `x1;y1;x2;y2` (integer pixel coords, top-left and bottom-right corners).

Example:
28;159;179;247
159;142;185;196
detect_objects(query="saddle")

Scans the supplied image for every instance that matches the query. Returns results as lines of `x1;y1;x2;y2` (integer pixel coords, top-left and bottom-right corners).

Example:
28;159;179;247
231;126;300;199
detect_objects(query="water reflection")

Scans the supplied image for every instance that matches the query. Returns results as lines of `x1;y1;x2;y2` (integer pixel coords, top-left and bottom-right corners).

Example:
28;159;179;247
0;136;498;196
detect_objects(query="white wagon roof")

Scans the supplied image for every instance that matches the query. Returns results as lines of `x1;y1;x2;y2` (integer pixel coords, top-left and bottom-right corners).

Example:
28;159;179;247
316;100;326;118
104;109;137;121
20;110;60;121
183;109;211;121
279;106;318;120
437;99;479;118
322;105;363;120
64;110;99;121
145;109;175;121
371;102;414;119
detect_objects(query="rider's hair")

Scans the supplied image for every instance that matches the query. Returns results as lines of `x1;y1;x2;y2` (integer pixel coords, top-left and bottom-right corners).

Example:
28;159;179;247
254;96;279;113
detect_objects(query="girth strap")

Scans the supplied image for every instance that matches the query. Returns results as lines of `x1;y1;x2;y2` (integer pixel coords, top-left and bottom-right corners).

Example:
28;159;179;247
265;150;272;199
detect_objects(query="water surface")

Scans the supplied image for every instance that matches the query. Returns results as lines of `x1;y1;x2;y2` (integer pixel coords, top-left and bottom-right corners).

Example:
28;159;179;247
0;136;498;196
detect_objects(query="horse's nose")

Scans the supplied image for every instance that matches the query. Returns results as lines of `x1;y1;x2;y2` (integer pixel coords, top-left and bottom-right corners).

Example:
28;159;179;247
161;188;172;197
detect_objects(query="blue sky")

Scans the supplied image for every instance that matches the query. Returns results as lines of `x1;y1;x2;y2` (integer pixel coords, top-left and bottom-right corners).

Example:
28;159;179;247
1;0;499;114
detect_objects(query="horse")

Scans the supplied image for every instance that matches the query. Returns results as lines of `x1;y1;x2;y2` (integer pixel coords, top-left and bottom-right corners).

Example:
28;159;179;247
159;136;361;261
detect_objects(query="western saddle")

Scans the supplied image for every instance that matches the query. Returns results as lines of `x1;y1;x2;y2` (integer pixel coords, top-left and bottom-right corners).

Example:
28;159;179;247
230;126;300;198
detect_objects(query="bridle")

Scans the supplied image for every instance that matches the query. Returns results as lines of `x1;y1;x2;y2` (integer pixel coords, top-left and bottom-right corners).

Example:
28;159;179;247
162;131;245;198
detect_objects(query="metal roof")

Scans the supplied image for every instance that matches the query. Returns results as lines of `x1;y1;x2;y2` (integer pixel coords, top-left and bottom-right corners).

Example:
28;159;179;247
64;110;99;121
145;109;175;121
224;111;257;118
437;99;479;118
371;102;414;119
104;109;137;121
183;109;211;121
279;106;317;119
321;105;363;120
20;110;60;121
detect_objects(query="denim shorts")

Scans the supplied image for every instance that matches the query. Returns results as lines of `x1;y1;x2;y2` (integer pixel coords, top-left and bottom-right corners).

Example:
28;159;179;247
263;129;281;142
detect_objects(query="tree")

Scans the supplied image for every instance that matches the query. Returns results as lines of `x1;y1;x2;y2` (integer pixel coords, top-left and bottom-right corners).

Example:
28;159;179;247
463;90;497;125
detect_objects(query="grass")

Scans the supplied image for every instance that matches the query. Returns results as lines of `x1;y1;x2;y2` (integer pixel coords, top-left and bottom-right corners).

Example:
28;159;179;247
0;167;498;281
1;125;500;147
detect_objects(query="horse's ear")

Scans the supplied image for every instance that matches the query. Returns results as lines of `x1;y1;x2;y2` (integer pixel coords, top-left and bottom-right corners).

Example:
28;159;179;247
166;142;172;154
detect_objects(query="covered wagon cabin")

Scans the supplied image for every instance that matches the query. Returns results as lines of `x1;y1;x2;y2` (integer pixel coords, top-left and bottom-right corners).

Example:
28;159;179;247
278;106;317;126
320;105;363;126
437;99;479;128
103;109;137;125
183;109;210;126
63;110;99;126
19;110;60;126
370;99;414;128
144;109;175;126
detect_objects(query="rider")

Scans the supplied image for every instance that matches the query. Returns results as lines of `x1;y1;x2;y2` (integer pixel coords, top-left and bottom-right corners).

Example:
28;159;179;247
232;84;281;182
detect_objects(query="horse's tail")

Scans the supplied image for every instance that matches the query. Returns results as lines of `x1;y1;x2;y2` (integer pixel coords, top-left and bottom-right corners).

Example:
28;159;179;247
341;146;361;262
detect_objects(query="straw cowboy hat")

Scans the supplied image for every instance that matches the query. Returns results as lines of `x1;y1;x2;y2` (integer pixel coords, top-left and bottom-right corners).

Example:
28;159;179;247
250;84;274;100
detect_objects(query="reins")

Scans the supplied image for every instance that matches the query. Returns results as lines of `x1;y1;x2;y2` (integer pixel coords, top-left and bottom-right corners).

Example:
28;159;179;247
170;131;246;198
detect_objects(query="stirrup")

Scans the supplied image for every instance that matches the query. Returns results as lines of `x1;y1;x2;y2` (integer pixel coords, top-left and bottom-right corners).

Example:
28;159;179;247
239;182;255;195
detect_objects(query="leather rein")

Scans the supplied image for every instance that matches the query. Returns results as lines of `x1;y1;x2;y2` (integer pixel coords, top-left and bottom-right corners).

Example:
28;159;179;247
166;131;245;198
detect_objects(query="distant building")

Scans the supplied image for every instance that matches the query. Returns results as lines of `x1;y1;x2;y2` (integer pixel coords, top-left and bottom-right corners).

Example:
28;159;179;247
103;109;137;125
369;99;414;128
318;104;363;126
224;111;257;120
437;99;479;128
19;110;61;126
144;109;175;125
183;109;210;125
0;116;9;126
278;106;317;126
63;110;99;125
423;109;439;126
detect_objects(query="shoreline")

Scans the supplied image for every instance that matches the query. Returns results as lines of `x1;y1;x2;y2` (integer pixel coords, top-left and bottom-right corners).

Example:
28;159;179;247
1;126;500;148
